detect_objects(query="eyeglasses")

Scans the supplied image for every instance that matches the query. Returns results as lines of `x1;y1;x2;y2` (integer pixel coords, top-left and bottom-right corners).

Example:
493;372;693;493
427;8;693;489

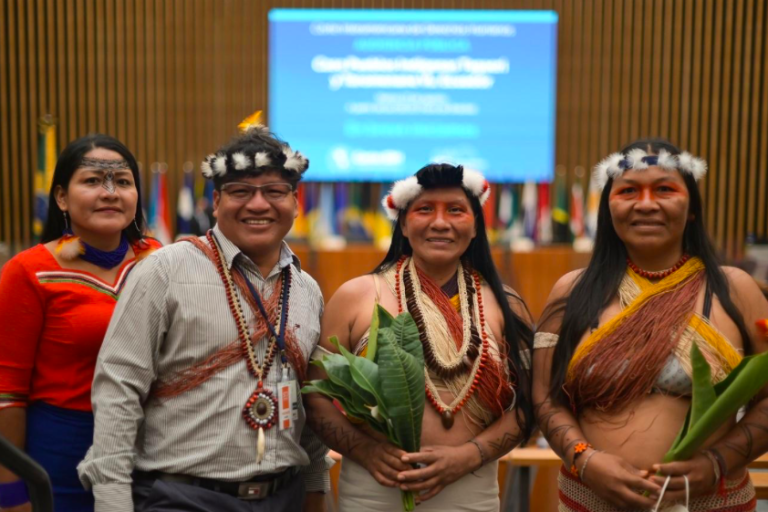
221;182;294;203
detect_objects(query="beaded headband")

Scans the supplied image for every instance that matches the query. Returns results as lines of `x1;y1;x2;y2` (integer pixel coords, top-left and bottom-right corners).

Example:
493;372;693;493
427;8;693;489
200;114;309;180
381;166;491;221
593;148;707;189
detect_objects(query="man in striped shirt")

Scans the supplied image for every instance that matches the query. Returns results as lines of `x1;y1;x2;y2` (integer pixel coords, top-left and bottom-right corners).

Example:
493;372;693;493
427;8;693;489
78;123;329;512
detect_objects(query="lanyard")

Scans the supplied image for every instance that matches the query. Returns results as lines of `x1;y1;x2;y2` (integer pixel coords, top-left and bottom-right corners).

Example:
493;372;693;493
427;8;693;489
235;265;291;358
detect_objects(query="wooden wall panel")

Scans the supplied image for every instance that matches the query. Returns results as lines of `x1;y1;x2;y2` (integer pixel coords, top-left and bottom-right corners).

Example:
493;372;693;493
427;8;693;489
1;0;767;258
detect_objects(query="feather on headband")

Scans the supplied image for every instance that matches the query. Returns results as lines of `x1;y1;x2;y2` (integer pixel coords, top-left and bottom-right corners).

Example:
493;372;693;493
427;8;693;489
381;167;491;221
200;112;309;179
593;148;707;189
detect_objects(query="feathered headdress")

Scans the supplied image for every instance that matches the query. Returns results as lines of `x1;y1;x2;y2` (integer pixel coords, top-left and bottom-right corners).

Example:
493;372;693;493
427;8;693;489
381;165;491;221
593;148;707;189
201;111;309;179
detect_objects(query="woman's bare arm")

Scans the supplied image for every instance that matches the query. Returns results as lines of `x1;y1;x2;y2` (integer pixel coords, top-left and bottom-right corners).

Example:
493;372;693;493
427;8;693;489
303;276;410;487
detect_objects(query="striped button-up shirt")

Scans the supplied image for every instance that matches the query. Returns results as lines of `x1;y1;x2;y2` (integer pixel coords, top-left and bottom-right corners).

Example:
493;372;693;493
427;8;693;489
78;225;329;512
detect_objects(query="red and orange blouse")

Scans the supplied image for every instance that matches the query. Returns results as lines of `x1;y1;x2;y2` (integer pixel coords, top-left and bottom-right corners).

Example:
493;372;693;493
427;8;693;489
0;240;161;412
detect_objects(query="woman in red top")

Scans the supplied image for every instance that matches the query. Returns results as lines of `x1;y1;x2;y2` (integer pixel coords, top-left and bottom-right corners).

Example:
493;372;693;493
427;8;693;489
0;134;160;512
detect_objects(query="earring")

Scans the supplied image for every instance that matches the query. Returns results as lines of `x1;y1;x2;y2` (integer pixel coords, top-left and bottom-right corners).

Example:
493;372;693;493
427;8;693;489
62;211;70;232
133;218;141;233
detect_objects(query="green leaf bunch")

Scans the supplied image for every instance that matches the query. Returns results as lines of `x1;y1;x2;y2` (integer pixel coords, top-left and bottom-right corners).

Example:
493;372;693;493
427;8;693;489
663;343;768;463
302;305;426;510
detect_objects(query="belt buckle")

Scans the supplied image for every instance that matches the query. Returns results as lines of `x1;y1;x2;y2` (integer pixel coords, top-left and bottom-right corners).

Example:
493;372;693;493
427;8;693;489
238;481;270;500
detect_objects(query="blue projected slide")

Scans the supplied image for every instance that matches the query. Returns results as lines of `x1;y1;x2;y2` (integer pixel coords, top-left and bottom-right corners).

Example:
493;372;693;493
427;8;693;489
268;10;558;182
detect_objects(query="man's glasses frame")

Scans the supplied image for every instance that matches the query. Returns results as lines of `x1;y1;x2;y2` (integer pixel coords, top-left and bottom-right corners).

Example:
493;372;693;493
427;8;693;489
220;182;295;203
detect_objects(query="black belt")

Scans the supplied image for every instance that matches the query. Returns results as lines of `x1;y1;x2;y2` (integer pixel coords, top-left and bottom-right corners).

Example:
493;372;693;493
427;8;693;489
133;467;299;500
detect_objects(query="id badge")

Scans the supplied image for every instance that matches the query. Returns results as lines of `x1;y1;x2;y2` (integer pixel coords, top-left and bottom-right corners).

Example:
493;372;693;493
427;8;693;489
278;380;297;431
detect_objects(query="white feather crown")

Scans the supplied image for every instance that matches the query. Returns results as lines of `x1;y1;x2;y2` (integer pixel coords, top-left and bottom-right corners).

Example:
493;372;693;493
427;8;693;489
593;148;707;189
200;143;309;179
381;166;491;221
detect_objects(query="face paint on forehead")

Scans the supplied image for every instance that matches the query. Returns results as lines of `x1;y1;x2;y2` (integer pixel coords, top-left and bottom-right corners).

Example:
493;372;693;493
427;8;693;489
78;157;130;194
78;157;130;170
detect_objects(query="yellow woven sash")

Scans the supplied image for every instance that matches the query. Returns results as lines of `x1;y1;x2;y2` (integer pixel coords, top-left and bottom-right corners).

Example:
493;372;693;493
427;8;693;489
567;257;741;382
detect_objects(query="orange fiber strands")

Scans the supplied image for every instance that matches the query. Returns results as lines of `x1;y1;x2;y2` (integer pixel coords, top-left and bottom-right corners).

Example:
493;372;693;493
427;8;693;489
567;271;705;413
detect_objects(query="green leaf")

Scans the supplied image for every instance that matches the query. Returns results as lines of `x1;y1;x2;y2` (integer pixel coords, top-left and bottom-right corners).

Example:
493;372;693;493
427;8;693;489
316;353;370;407
335;341;390;420
301;380;367;422
390;312;424;364
689;343;717;430
377;326;425;453
665;350;768;462
377;304;395;329
367;304;381;361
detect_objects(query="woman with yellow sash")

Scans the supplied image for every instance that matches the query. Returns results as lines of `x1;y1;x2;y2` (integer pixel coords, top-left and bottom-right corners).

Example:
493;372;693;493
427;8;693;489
533;139;768;511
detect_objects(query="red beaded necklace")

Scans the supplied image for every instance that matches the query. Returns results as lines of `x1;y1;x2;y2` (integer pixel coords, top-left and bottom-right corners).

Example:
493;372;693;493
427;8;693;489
395;257;490;429
626;253;690;279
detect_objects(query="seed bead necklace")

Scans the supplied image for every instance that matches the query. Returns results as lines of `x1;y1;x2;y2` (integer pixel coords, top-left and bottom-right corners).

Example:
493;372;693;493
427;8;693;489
627;253;690;279
207;231;291;463
395;256;490;429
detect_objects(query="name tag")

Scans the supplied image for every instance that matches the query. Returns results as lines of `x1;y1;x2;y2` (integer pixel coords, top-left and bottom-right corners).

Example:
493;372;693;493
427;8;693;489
278;380;297;431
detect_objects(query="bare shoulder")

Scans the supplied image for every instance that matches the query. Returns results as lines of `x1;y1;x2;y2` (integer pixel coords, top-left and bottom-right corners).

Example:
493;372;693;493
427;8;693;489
548;268;585;302
326;274;377;310
721;266;766;305
502;284;534;327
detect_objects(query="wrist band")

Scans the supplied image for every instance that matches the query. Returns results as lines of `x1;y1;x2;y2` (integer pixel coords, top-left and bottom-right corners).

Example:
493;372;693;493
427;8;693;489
569;441;592;476
468;439;487;468
707;448;728;497
702;450;721;487
579;450;601;481
0;480;30;508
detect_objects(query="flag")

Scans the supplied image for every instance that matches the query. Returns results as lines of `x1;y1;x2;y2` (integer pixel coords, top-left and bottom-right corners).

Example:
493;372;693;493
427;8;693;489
289;183;308;239
304;182;319;239
497;184;513;235
571;178;594;252
552;170;570;243
521;181;538;241
537;182;552;244
176;170;194;235
497;184;523;245
34;115;57;237
570;180;585;239
310;183;345;249
345;183;371;241
148;165;173;245
334;182;348;238
368;183;393;251
482;183;498;244
509;184;524;242
585;175;601;240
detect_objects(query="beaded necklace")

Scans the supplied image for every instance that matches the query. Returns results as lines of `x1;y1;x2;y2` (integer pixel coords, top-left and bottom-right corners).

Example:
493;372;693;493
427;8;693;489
395;257;490;430
207;231;291;463
627;253;690;279
57;231;130;269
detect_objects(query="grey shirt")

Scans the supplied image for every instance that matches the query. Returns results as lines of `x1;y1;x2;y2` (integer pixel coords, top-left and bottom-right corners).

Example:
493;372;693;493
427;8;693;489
78;225;329;512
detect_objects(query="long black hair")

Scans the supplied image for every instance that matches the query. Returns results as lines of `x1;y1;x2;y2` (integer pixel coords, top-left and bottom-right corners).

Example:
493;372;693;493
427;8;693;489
547;138;752;405
41;134;146;243
374;163;535;440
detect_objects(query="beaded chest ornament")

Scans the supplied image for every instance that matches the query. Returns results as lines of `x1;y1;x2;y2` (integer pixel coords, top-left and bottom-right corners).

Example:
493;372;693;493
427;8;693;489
208;231;292;463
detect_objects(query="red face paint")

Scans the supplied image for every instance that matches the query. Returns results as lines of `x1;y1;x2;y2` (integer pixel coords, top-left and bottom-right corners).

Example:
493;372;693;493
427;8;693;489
610;180;688;203
406;199;474;225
